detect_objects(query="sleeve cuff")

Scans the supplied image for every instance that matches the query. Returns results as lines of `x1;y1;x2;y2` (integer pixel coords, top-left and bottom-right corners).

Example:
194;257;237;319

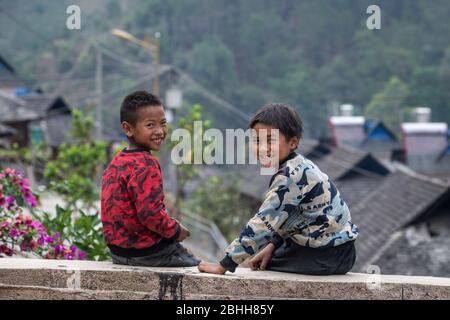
219;254;238;273
169;222;181;241
269;233;284;249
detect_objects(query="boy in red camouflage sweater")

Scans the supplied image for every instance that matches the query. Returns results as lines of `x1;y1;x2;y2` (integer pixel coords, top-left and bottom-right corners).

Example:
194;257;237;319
101;91;199;267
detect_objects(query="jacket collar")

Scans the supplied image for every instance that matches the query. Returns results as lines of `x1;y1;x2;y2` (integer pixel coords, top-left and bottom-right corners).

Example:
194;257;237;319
122;147;151;154
278;151;298;169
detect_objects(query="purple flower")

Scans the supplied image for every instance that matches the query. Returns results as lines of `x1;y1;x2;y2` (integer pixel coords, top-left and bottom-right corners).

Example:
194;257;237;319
45;236;54;244
24;193;37;208
14;216;22;224
30;221;42;229
1;168;37;209
54;245;62;254
9;228;18;238
20;242;28;251
29;240;38;251
78;251;87;260
6;196;15;210
67;255;74;260
37;237;45;246
0;221;9;229
4;247;13;256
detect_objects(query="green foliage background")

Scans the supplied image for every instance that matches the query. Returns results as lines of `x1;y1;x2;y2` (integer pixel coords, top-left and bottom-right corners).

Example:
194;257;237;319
1;0;449;137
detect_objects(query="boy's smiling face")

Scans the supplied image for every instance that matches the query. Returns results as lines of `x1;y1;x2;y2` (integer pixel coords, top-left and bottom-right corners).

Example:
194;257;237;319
252;122;299;168
122;105;168;151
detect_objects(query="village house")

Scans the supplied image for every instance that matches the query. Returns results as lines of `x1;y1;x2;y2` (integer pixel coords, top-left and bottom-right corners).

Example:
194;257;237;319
400;107;450;181
0;54;72;149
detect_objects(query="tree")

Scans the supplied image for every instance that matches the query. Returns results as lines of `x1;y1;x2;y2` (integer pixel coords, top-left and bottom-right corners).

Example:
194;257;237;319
182;175;251;241
406;67;450;122
365;76;410;132
175;37;237;96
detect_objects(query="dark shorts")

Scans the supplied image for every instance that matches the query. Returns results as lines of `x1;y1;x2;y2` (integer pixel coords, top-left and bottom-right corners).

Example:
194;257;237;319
267;239;356;275
110;241;200;268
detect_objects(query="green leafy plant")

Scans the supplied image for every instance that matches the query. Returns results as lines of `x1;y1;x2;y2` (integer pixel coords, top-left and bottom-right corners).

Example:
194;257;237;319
165;104;212;211
37;109;109;260
181;175;251;242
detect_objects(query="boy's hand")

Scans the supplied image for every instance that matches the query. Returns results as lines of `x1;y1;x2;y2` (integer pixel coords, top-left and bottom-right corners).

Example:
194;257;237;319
197;261;226;275
176;224;190;242
249;243;276;271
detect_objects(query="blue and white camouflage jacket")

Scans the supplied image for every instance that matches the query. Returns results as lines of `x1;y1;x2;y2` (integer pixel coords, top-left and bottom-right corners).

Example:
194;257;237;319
220;152;359;272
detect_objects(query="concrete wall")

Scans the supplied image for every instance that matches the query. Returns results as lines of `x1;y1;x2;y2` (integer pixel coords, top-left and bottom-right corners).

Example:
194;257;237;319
1;258;450;300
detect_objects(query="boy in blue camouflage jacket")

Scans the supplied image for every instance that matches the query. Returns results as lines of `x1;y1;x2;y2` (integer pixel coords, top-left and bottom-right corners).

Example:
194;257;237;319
198;103;358;275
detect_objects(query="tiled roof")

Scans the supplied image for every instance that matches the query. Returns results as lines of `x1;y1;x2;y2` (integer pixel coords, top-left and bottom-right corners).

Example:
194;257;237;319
22;95;58;116
309;144;373;181
351;164;449;271
336;174;386;209
0;92;70;123
0;94;39;122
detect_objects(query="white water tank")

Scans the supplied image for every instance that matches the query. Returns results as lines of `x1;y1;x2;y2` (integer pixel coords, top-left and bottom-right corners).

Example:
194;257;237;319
413;107;431;123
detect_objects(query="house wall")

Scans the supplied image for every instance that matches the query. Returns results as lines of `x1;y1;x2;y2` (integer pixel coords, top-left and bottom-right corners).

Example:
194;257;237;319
4;121;29;147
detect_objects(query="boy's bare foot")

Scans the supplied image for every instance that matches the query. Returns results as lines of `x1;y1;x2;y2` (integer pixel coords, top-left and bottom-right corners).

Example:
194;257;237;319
198;261;226;275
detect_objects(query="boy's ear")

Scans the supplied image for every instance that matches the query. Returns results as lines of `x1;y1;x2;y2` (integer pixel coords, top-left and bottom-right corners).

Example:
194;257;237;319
121;121;134;137
290;136;299;150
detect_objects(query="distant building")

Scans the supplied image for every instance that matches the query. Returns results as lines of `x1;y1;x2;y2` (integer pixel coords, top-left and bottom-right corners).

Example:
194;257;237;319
328;104;400;161
0;123;16;148
0;54;72;149
329;104;366;147
400;107;450;179
362;120;400;161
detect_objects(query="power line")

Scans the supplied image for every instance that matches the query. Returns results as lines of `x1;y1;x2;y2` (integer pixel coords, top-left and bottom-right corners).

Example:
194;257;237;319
24;70;147;85
55;41;94;95
68;73;156;107
0;8;51;43
97;45;150;70
174;67;251;124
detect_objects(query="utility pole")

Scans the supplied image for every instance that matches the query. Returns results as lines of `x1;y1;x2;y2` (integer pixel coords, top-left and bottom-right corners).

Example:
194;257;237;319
95;42;103;140
152;32;161;96
111;29;160;95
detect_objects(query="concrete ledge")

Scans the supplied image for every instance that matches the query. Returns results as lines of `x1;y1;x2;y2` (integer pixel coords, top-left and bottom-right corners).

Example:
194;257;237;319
1;259;450;300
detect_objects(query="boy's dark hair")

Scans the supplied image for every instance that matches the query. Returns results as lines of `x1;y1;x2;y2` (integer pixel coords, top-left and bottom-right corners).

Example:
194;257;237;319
249;103;303;141
120;91;163;125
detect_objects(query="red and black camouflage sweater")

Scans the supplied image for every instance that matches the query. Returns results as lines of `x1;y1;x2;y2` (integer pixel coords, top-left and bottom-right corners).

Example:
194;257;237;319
101;147;180;257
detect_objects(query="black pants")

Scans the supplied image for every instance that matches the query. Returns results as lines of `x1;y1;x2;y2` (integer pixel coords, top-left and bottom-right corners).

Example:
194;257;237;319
267;239;356;275
111;241;200;268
